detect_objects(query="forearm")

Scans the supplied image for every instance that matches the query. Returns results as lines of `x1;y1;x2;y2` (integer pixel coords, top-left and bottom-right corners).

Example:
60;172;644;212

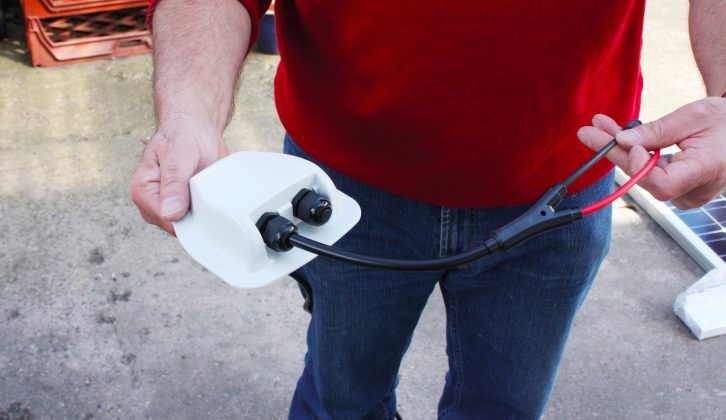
152;0;251;133
689;0;726;96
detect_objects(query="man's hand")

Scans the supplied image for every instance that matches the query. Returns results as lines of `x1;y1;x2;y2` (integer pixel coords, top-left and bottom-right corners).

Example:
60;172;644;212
131;0;251;235
577;97;726;209
131;118;229;235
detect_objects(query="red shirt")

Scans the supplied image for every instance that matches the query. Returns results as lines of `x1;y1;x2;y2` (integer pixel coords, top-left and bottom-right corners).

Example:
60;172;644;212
151;0;646;207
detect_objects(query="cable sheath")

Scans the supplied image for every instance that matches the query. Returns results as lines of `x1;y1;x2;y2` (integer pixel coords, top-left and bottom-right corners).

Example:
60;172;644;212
582;150;661;216
289;234;499;271
562;139;618;188
562;120;643;188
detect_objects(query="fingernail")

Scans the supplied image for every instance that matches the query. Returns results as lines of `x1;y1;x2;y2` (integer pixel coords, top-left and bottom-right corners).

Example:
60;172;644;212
577;129;591;148
160;196;184;218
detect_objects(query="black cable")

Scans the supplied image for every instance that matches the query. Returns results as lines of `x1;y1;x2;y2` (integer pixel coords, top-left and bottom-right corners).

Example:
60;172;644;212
561;119;642;188
271;186;581;271
288;234;500;271
263;126;633;272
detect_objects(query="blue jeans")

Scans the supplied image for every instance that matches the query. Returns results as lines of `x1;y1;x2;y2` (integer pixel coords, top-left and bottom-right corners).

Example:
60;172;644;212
284;135;613;419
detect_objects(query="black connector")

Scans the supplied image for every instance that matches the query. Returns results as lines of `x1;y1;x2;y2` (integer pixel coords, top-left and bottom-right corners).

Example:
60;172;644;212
256;212;298;252
292;188;333;226
490;184;582;250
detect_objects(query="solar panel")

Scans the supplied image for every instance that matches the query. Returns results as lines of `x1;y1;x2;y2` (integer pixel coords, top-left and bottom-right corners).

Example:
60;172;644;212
669;195;726;258
615;168;725;271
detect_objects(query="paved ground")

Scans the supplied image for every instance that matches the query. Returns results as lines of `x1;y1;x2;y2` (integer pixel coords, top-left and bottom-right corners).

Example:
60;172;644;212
1;1;725;419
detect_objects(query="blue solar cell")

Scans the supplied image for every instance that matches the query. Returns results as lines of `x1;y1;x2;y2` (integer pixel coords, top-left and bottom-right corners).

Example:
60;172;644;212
676;209;716;228
691;223;721;234
707;239;726;258
698;231;726;243
703;200;726;212
672;207;705;216
706;207;726;224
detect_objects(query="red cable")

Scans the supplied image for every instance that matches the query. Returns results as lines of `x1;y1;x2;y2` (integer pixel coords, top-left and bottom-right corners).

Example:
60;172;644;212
581;150;661;216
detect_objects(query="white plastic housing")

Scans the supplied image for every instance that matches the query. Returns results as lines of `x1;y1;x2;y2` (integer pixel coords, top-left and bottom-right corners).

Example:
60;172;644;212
173;151;361;288
674;266;726;340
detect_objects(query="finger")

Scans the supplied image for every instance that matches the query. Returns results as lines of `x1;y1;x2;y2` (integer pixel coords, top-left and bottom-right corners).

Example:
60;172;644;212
130;145;178;233
160;220;177;236
624;146;671;199
627;144;653;176
132;163;177;236
139;208;177;236
671;195;708;210
577;126;630;170
158;146;196;222
634;151;714;202
671;189;720;210
670;197;691;210
622;144;669;194
654;154;670;170
670;181;724;210
131;151;162;221
591;114;622;137
615;101;705;149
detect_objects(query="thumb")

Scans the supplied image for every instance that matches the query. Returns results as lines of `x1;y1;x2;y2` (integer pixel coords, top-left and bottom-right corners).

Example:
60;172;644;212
616;102;700;149
159;156;196;222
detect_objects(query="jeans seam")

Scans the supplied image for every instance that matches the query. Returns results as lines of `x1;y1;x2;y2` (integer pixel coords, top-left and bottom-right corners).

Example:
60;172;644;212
449;209;459;255
440;207;450;257
380;336;415;420
468;209;476;250
439;292;464;418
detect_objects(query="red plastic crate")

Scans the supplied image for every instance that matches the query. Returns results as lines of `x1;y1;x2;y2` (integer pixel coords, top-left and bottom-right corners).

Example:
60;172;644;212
25;6;151;67
24;0;147;19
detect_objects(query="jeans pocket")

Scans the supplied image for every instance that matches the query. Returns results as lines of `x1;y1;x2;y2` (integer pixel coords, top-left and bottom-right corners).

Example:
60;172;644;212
289;270;313;314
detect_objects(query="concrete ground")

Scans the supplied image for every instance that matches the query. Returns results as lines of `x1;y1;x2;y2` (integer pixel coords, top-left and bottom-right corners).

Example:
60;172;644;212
1;1;724;418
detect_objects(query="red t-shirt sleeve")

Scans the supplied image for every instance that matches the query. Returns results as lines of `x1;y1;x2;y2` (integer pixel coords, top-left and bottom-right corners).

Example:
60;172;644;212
146;0;272;52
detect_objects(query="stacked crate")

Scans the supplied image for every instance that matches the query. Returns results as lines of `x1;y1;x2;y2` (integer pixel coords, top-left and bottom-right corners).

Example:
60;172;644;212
23;0;150;67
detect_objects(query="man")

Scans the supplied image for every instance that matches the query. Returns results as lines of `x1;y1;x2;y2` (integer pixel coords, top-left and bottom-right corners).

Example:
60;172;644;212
132;1;726;418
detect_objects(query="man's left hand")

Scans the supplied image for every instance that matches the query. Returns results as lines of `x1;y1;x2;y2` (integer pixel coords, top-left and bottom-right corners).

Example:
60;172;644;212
577;97;726;209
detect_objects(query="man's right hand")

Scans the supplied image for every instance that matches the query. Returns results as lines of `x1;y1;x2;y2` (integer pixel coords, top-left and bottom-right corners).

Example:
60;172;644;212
134;0;251;234
131;117;229;235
